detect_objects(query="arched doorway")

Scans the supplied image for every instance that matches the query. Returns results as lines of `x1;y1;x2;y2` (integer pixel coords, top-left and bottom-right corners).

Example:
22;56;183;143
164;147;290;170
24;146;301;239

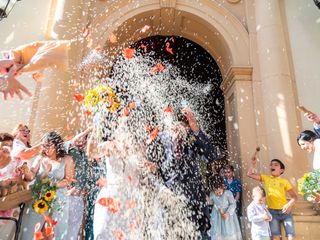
110;35;226;153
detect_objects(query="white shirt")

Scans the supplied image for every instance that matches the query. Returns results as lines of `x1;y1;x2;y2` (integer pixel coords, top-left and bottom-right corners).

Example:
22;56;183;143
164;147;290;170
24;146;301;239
11;138;36;168
313;139;320;170
247;201;272;238
0;160;19;181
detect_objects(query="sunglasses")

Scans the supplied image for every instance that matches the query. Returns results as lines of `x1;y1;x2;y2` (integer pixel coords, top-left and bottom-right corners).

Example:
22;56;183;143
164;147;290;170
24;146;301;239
19;129;30;133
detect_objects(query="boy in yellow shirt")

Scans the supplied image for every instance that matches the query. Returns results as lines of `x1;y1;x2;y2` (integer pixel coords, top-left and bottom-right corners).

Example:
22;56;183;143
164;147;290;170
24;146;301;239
247;157;297;240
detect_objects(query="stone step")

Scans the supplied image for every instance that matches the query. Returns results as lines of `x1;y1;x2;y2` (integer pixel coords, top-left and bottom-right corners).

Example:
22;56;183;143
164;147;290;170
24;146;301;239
292;200;319;216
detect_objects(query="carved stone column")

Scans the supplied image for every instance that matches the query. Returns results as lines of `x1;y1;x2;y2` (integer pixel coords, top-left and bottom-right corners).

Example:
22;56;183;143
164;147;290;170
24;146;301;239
221;66;255;212
255;0;308;179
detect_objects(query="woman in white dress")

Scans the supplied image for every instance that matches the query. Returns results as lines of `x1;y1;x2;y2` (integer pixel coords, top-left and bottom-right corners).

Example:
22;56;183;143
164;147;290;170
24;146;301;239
11;124;42;168
20;132;74;240
89;121;146;240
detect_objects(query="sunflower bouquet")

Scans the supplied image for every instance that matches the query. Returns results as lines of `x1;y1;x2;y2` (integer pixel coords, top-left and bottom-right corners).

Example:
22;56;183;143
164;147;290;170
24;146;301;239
31;178;57;214
83;84;120;116
297;170;320;200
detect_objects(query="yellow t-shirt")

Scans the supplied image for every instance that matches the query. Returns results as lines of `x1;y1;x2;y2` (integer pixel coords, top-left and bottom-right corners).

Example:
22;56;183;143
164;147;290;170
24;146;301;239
260;175;293;210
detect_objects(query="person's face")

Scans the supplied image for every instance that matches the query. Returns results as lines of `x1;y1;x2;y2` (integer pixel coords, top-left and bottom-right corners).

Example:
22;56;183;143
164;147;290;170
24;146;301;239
270;161;284;176
224;168;234;179
42;141;56;157
298;139;314;153
0;141;12;166
252;191;265;205
16;126;30;143
214;188;224;196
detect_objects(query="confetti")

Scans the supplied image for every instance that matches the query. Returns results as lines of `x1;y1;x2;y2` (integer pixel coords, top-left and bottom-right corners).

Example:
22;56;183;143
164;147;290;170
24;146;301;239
124;48;135;59
163;106;174;113
32;72;44;83
146;126;159;144
128;101;136;109
74;93;84;102
140;25;150;33
165;42;174;55
82;26;90;38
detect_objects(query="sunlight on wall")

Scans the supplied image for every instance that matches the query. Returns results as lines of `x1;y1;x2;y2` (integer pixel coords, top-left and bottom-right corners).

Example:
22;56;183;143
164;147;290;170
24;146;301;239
276;93;293;159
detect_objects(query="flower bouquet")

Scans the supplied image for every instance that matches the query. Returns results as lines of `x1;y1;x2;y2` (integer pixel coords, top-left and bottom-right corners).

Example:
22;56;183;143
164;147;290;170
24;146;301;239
31;178;57;214
297;170;320;200
84;84;120;116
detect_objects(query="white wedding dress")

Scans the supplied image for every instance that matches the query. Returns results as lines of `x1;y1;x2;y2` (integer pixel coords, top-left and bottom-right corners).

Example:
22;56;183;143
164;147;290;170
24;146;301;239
93;153;142;240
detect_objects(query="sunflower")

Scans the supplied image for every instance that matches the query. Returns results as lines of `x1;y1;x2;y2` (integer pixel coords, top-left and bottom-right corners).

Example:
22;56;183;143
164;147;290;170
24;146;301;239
84;89;100;111
43;190;56;202
33;199;49;213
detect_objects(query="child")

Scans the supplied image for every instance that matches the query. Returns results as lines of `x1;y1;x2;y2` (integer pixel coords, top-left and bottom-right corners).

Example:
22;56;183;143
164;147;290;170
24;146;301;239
247;157;297;240
223;165;242;216
247;186;272;240
208;174;242;240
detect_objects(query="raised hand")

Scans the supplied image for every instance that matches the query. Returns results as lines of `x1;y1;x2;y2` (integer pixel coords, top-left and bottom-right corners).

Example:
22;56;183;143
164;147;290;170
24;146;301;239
182;106;200;133
304;111;320;125
1;65;32;100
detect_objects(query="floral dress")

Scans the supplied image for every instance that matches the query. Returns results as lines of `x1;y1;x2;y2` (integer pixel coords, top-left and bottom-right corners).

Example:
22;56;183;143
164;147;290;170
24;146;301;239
209;190;242;240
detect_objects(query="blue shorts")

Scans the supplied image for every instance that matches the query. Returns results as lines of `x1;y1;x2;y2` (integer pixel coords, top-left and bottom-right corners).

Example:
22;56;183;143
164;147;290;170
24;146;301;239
268;209;295;237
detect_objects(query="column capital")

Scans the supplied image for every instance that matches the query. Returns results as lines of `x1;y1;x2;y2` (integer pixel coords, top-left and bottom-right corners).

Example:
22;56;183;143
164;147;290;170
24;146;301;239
220;66;253;93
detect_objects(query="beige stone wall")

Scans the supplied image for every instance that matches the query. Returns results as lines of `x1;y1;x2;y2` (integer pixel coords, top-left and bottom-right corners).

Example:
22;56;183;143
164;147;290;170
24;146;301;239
0;0;51;137
0;1;319;238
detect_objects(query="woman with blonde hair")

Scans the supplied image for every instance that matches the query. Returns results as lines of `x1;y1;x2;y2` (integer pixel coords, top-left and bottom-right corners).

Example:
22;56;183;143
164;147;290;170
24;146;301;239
11;123;41;168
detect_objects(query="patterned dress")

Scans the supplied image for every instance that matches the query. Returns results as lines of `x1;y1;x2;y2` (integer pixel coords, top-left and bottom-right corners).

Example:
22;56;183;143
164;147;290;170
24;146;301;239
209;190;242;240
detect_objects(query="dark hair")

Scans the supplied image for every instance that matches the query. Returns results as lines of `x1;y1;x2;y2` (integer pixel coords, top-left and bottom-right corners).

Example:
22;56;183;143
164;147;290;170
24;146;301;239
209;174;224;191
297;130;319;146
0;133;14;142
224;164;234;172
271;159;285;170
42;132;66;158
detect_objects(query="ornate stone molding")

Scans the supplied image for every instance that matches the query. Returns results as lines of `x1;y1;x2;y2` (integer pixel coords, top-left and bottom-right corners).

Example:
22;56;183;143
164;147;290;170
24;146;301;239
220;66;253;93
160;0;177;8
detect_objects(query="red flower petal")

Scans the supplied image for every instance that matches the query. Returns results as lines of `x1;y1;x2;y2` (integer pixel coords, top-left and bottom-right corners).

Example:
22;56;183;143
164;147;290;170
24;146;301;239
124;48;135;59
128;101;136;109
34;231;44;240
85;111;92;116
163;106;173;113
74;93;84;102
156;63;164;72
45;226;54;236
52;219;58;226
82;26;90;38
145;123;151;133
165;42;174;55
32;72;44;83
146;127;159;144
122;107;129;117
43;214;51;224
113;229;125;240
